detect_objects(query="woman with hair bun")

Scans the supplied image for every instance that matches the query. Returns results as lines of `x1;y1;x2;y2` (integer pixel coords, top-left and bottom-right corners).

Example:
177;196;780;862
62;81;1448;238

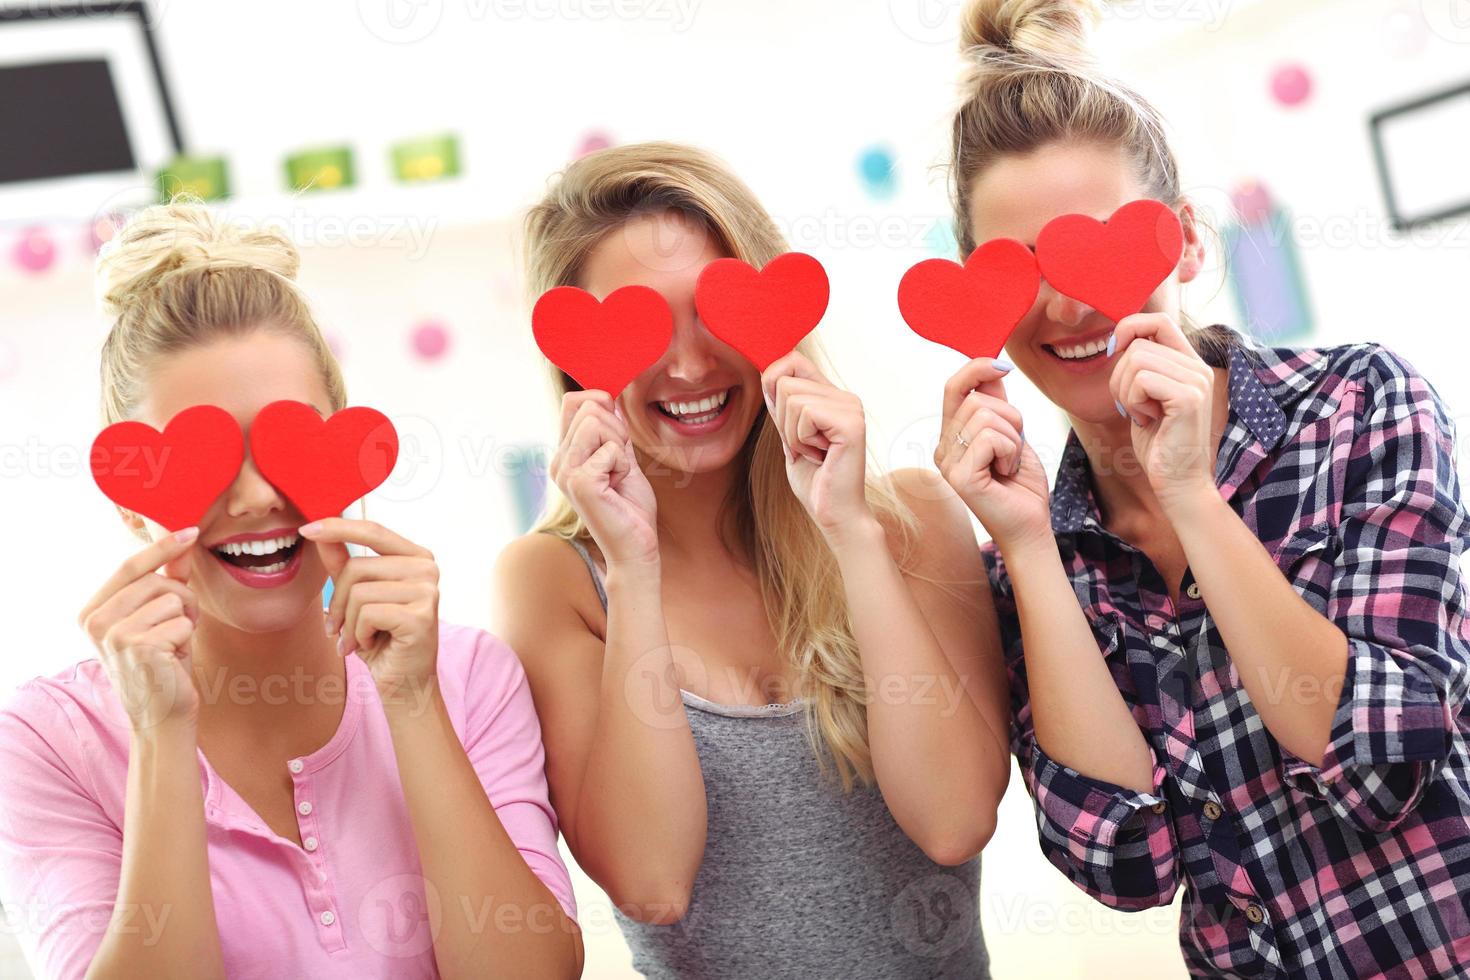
937;1;1470;976
0;204;583;979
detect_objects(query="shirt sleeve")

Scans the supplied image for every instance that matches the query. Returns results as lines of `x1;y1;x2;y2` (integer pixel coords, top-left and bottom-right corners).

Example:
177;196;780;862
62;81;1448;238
982;544;1180;911
1277;346;1470;834
0;684;123;980
457;629;578;923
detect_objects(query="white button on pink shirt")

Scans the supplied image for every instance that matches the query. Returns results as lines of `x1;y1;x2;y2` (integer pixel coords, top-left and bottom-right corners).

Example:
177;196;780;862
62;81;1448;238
0;622;576;980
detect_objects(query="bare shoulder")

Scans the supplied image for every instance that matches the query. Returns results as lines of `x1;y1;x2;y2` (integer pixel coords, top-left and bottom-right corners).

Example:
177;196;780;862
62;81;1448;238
492;532;607;641
885;467;975;541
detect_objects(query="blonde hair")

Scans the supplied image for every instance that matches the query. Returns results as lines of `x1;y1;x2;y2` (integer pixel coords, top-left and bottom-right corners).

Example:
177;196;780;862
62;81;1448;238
951;0;1239;366
96;201;346;426
524;141;917;789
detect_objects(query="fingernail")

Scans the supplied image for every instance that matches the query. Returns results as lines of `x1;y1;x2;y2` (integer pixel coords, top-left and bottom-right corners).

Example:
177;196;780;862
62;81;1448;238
992;356;1014;372
336;634;346;656
173;526;199;544
1115;399;1128;418
1106;334;1117;357
299;521;323;537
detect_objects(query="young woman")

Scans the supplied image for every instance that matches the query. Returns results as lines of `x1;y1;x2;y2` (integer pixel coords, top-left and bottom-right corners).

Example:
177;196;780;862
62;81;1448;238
937;1;1470;977
493;142;1011;977
0;204;582;980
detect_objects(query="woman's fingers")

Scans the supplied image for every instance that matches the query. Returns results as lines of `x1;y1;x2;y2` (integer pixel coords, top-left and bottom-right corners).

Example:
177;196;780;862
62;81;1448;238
1111;312;1199;361
1126;369;1204;420
1111;340;1209;423
298;518;431;559
558;389;616;439
942;357;1013;423
82;574;198;650
760;351;828;408
79;527;199;630
326;555;438;635
940;392;1025;479
338;580;428;656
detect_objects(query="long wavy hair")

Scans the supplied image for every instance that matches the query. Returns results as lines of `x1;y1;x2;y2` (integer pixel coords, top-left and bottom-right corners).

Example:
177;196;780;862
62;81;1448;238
524;141;918;790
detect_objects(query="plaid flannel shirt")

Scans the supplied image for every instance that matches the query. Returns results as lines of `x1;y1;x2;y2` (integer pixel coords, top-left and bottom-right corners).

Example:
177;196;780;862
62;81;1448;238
982;337;1470;978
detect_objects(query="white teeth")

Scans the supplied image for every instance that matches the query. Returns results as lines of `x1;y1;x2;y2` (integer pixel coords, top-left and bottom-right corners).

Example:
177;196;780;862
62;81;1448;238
658;389;730;418
1052;334;1112;360
214;534;300;557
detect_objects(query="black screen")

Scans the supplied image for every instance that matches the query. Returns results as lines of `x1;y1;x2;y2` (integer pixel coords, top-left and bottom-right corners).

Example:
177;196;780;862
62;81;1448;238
0;59;136;183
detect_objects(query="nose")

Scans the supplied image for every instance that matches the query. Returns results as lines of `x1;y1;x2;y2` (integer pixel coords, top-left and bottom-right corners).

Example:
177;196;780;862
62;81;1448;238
661;314;721;384
1041;282;1094;328
224;454;288;519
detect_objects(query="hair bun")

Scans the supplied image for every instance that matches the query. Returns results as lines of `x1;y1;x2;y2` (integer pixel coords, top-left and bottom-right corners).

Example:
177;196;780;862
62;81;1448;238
96;202;301;320
960;0;1103;62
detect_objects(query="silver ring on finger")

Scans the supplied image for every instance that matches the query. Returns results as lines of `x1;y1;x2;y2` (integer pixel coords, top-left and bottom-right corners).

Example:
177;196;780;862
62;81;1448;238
955;430;970;448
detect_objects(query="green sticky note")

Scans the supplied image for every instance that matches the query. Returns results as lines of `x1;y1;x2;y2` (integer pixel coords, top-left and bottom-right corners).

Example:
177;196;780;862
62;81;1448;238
390;134;461;183
285;147;356;193
156;156;231;202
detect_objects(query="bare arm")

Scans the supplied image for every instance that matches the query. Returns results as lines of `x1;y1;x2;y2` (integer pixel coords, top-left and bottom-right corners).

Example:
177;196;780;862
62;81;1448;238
831;468;1011;864
493;535;706;922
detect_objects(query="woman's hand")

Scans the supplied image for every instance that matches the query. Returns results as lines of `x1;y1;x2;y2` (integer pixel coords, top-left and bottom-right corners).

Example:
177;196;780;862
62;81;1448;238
79;527;202;734
1108;313;1218;513
935;358;1051;552
549;391;659;567
301;519;440;702
761;352;873;539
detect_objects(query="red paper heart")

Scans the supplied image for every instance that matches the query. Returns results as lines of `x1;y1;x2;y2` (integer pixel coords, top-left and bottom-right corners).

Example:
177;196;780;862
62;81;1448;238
90;405;245;531
897;239;1040;359
249;401;399;522
694;252;829;371
1034;199;1185;324
532;285;674;396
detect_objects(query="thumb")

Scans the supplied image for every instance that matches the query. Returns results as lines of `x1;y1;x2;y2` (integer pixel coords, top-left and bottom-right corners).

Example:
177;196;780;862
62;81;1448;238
160;548;195;586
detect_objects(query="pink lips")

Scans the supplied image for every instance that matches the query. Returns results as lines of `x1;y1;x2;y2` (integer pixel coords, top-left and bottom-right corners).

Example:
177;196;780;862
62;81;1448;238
207;526;306;590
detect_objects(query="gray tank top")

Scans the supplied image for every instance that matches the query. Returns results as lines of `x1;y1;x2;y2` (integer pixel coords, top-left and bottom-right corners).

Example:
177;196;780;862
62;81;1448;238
564;537;990;979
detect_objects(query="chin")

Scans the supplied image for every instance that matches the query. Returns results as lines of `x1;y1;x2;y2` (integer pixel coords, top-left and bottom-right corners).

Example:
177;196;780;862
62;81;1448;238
195;541;326;635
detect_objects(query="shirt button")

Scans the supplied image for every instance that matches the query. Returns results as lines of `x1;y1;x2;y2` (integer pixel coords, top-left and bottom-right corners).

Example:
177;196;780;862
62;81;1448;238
304;836;319;852
1186;583;1201;600
1150;801;1167;814
319;910;336;926
1203;801;1223;821
288;759;304;774
1245;904;1265;924
298;801;313;816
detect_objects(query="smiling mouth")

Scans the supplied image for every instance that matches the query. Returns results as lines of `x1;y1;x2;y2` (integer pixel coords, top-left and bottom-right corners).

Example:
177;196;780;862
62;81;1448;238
652;387;733;425
210;533;303;575
1042;329;1115;363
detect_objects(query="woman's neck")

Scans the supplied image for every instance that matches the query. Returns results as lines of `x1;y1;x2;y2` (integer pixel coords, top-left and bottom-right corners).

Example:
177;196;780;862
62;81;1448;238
640;450;744;564
188;608;345;732
1069;365;1232;532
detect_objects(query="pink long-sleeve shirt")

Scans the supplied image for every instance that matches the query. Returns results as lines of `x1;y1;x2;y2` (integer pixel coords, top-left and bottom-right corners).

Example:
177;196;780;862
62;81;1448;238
0;621;576;980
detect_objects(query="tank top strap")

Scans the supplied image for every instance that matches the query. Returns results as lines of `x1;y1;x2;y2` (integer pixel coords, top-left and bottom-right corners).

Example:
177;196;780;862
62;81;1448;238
563;535;608;612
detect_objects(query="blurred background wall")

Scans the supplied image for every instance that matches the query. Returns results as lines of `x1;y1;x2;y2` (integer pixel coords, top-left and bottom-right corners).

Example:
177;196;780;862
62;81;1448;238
2;1;1468;976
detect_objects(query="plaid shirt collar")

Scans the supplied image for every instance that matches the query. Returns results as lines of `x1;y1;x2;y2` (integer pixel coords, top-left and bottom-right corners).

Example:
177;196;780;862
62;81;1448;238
1049;338;1318;536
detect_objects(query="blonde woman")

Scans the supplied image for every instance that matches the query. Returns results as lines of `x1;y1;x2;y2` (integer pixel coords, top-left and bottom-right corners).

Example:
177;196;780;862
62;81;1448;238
493;142;1009;977
936;1;1470;976
0;204;581;979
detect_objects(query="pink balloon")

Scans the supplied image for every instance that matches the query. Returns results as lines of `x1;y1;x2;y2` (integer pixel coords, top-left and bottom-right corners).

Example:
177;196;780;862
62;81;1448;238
1231;181;1274;226
411;321;451;360
13;228;57;274
575;132;613;159
1270;64;1313;107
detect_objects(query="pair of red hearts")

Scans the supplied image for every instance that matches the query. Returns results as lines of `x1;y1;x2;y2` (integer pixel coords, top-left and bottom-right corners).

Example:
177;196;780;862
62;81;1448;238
90;401;400;531
531;200;1183;395
532;251;829;396
898;199;1186;359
